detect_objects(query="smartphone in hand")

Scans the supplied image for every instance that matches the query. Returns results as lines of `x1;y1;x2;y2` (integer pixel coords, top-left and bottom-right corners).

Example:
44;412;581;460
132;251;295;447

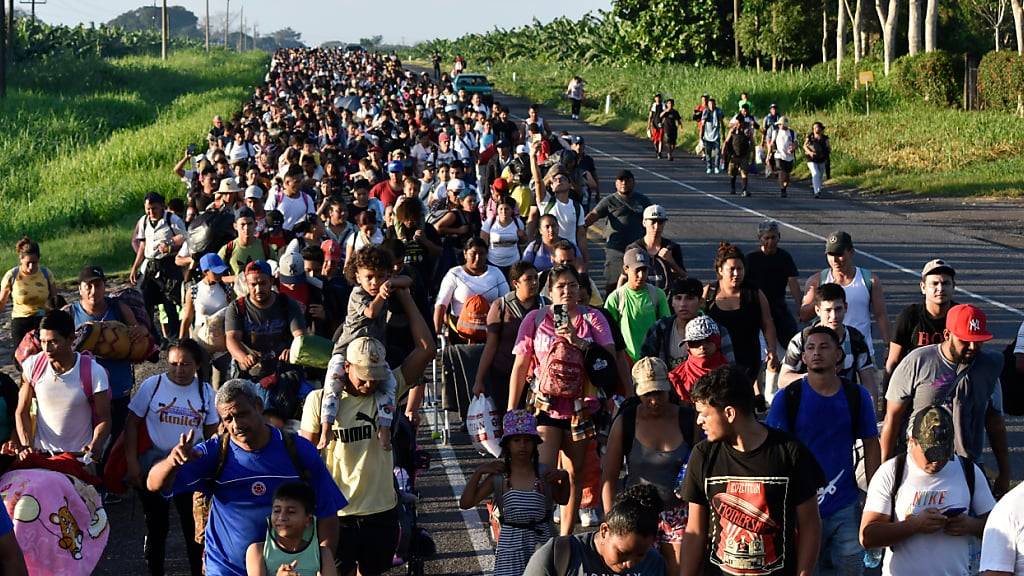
942;507;967;518
553;304;569;332
187;143;197;155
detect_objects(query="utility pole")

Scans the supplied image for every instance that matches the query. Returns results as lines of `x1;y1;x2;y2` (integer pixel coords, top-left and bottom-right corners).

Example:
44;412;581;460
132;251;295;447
223;0;229;50
237;5;242;51
160;0;167;60
253;22;257;51
18;0;45;23
204;0;209;51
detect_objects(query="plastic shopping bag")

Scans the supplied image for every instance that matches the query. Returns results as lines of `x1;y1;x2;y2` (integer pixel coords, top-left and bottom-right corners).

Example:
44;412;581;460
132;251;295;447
466;395;502;457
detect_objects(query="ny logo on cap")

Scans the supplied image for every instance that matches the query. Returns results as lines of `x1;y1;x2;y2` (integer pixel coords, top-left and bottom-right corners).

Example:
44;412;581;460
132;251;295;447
829;234;838;243
969;318;981;332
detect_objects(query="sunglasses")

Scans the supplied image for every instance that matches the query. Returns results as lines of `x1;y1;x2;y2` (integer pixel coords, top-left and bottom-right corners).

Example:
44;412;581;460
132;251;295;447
686;338;712;348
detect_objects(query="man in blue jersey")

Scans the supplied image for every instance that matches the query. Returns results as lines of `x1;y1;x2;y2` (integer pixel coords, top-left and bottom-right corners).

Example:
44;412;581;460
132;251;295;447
147;379;346;576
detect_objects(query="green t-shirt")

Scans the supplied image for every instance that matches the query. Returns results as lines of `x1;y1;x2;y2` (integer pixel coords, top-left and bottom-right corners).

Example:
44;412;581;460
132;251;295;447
218;239;274;276
604;284;671;361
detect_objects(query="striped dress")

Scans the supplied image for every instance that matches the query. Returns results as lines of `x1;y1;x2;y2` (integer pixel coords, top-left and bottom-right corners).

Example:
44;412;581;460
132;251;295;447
493;480;552;576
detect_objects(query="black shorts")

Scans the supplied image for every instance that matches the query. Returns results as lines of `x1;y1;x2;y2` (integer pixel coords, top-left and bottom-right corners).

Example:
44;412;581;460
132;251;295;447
336;506;400;575
536;410;571;431
776;159;794;172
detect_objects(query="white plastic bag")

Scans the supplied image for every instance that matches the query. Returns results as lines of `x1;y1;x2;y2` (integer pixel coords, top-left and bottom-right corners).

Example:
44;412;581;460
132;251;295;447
466;395;502;457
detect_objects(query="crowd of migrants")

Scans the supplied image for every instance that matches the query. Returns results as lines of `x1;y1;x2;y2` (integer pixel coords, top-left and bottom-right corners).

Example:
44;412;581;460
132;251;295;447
0;47;1024;576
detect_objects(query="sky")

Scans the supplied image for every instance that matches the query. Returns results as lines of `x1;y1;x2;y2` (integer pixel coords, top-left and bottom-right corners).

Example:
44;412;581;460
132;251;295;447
37;0;614;47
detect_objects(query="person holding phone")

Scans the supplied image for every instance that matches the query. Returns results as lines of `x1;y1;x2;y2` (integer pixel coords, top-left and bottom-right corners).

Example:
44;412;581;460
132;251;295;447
860;405;994;576
508;265;616;536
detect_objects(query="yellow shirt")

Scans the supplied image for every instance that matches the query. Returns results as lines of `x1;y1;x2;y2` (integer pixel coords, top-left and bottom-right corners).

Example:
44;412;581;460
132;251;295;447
300;368;410;517
2;267;50;318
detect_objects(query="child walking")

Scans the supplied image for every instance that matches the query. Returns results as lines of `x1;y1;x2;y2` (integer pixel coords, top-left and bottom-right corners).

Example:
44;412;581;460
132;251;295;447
319;245;411;450
459;410;570;576
244;482;337;576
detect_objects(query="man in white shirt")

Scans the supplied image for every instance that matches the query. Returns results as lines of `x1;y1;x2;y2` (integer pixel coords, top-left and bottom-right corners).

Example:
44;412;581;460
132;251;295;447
860;405;994;576
13;310;111;458
264;165;316;231
980;481;1024;575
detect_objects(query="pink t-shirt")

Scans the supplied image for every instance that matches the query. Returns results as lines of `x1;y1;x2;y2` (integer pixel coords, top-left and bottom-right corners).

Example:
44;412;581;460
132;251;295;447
513;306;613;418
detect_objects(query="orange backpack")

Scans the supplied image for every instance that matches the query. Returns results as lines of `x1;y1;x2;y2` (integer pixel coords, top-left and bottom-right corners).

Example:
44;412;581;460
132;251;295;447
455;293;490;342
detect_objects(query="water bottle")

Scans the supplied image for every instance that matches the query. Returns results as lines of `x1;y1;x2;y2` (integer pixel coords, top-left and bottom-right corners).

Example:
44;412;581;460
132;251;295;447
863;548;884;569
673;463;688;500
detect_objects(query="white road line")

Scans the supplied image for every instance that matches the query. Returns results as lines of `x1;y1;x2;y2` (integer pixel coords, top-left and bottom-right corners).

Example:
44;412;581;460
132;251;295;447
586;143;1024;319
430;417;495;572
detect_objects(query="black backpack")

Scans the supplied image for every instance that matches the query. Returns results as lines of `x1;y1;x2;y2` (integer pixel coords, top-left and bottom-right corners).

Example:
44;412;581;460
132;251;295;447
1000;341;1024;416
187;208;236;256
731;129;752;157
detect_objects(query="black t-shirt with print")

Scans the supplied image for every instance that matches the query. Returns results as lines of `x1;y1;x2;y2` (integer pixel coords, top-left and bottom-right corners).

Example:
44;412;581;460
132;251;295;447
892;302;955;361
679;427;824;576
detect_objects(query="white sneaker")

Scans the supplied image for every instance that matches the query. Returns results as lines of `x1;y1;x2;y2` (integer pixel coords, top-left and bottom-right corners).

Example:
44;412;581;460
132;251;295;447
553;505;561;524
579;507;600;527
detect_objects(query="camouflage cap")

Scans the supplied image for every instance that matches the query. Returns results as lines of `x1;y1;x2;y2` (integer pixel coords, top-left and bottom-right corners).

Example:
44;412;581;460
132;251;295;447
911;405;954;463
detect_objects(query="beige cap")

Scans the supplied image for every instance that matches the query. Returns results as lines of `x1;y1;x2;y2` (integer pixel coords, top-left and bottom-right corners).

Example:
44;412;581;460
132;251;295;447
632;357;671;396
345;337;390;381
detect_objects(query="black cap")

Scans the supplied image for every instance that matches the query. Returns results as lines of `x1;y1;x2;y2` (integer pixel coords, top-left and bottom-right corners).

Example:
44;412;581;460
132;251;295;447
825;231;854;255
669;277;703;298
78;265;106;283
495;138;510;148
616;169;635;181
144;192;165;205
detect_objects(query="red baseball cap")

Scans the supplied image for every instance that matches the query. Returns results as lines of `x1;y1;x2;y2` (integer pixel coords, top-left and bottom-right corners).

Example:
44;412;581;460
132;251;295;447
492;177;509;192
945;304;993;342
320;239;342;263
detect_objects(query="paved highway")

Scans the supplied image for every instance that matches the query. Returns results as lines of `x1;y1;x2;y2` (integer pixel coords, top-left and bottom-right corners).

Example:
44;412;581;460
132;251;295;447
95;86;1024;575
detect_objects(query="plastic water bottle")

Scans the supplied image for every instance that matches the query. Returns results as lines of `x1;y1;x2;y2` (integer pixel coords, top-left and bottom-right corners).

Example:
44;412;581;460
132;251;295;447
673;464;688;500
863;548;884;569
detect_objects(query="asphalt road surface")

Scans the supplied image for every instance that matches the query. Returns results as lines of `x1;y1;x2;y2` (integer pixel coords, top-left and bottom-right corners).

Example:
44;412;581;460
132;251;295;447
93;87;1024;575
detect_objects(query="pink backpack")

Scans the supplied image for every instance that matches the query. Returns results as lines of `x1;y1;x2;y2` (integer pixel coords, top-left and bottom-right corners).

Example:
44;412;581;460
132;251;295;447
533;310;585;398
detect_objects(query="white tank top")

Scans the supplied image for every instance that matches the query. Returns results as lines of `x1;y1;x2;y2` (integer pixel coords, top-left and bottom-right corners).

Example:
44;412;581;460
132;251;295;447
824;267;873;350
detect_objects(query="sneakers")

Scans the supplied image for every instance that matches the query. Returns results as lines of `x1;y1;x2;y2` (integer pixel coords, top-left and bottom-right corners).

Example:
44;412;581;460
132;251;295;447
741;190;750;197
553;505;561;524
714;167;721;174
579;508;600;527
705;168;712;174
814;190;821;198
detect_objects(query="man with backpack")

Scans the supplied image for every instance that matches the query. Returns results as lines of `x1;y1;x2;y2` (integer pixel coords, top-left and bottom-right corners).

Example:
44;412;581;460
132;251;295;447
767;326;880;576
531;156;588;268
861;405;994;576
679;366;825;576
880;304;1011;497
800;230;890;364
779;283;879;406
604;247;671;363
884;259;957;391
768;116;797;198
147;379;346;576
12;309;112;459
224;261;307;383
129;192;187;342
585;170;652;295
217;208;275;296
724;118;754;196
700;98;724;174
264;165;316;231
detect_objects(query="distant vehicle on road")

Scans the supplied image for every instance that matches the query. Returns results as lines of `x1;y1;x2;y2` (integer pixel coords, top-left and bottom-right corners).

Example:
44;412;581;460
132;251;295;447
452;73;494;105
346;44;365;53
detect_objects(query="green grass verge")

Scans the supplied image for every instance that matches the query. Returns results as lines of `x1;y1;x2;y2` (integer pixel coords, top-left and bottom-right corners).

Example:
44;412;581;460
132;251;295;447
482;60;1024;198
0;49;268;282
